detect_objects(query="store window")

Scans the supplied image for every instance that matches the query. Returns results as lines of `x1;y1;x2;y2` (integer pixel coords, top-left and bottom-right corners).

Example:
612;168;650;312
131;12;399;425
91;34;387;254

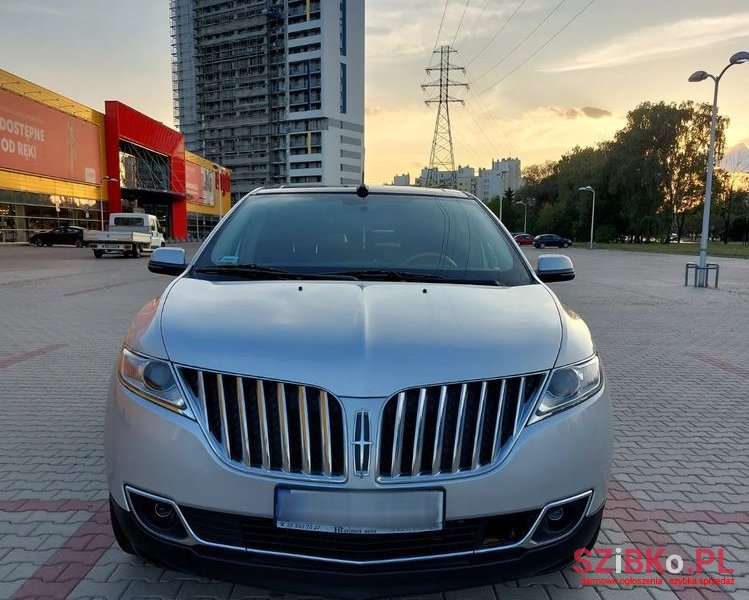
187;212;220;241
0;189;103;243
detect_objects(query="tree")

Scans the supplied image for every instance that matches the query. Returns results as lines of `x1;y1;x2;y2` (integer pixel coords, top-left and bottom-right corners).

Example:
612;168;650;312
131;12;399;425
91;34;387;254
714;149;749;242
609;101;726;242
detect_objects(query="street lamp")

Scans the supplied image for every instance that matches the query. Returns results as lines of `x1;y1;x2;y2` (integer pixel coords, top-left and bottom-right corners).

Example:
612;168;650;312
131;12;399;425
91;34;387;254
100;176;119;230
578;185;596;249
498;171;508;222
688;50;749;286
514;200;527;233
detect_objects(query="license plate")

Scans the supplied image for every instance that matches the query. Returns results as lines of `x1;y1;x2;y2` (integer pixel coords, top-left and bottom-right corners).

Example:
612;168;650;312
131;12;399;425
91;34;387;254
275;489;444;534
101;244;118;248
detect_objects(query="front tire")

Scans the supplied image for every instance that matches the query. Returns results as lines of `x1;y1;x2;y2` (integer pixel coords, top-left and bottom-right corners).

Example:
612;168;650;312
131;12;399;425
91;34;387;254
34;238;44;247
93;250;103;259
131;244;142;258
539;243;546;248
75;239;84;248
562;242;569;248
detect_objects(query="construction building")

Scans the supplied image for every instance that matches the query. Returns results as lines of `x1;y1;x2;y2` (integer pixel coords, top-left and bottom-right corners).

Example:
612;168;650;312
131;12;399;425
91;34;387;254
171;0;365;202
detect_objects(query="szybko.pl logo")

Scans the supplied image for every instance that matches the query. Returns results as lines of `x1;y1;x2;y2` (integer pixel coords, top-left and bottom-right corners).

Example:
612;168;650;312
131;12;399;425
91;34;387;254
574;547;734;587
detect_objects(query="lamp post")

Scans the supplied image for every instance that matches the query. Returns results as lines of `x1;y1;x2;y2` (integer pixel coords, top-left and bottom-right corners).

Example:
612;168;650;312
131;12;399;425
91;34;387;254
688;50;749;286
578;185;596;249
100;176;119;230
498;171;508;222
514;200;527;233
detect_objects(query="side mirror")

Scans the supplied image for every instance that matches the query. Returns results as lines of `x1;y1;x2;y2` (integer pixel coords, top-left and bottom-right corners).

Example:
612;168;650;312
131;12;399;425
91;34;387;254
148;247;186;276
536;254;575;283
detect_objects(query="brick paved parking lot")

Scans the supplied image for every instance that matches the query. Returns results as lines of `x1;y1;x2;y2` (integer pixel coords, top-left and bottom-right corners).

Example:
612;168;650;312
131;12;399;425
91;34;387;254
0;244;747;600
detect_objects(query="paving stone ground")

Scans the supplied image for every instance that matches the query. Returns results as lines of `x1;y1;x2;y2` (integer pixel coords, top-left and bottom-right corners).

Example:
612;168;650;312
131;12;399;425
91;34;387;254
0;243;747;600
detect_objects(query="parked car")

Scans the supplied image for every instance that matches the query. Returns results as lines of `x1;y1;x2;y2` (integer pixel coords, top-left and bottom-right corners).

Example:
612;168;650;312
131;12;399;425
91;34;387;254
513;233;534;245
534;234;572;249
106;185;610;599
29;226;88;247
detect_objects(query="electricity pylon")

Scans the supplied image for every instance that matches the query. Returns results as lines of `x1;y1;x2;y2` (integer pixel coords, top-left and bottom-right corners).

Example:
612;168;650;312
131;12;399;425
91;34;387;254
422;46;468;188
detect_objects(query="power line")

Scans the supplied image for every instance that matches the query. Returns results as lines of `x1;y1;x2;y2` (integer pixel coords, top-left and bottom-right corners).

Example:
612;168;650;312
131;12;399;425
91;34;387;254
476;0;596;96
472;0;567;82
464;0;491;39
430;0;452;58
451;0;471;47
464;0;527;68
463;74;515;157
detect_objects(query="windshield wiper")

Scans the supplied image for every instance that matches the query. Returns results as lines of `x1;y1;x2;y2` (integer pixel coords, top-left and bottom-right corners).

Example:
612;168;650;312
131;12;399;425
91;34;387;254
325;269;504;286
194;264;356;280
324;269;446;282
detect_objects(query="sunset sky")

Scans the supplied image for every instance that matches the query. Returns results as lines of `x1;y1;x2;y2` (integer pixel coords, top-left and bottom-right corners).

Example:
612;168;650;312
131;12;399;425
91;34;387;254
2;0;747;185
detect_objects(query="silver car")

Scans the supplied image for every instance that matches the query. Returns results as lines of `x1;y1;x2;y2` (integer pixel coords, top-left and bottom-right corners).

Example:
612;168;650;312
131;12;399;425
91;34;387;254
105;185;611;598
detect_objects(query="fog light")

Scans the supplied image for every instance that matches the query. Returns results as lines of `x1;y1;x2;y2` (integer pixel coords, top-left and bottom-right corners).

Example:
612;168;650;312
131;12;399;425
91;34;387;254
154;502;174;521
547;507;564;522
126;488;189;542
531;494;590;544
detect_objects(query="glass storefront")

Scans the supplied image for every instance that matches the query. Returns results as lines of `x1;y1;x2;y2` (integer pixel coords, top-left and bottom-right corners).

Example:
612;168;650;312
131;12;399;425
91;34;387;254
0;189;104;243
187;212;220;241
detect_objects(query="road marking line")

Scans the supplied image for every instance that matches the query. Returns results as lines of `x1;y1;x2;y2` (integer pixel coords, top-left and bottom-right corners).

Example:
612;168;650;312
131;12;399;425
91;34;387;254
0;344;66;369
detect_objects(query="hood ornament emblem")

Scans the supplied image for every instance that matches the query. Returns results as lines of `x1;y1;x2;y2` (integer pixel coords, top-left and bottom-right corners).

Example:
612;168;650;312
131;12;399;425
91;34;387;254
352;410;372;477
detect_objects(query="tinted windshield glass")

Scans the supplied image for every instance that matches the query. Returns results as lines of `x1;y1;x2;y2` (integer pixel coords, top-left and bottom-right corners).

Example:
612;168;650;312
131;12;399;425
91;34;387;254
193;192;533;286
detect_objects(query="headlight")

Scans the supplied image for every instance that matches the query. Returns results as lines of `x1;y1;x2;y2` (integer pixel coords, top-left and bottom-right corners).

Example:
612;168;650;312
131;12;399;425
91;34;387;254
530;355;602;422
119;348;188;413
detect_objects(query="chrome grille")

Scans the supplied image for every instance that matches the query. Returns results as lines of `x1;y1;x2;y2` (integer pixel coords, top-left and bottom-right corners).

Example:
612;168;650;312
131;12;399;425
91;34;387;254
179;368;345;479
378;374;547;480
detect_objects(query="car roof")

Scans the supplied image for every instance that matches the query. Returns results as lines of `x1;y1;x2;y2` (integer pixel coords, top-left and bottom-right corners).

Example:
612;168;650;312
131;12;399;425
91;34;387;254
251;185;472;199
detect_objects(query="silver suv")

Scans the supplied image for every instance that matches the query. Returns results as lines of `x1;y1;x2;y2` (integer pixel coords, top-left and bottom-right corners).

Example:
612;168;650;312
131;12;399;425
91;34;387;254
105;186;611;598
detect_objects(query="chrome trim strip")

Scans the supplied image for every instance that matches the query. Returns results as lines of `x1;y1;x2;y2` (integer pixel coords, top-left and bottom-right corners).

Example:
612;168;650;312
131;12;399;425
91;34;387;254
491;379;507;463
124;485;593;567
319;390;332;477
197;370;207;424
513;376;526;438
451;384;468;472
236;377;251;467
216;374;231;458
277;383;291;473
298;386;312;476
411;388;427;477
123;486;196;546
257;380;271;471
431;386;448;475
390;392;406;476
471;381;488;470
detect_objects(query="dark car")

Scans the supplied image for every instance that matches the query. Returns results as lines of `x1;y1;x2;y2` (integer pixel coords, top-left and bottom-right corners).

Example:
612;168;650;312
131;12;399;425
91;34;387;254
513;233;534;246
533;234;572;249
29;226;88;247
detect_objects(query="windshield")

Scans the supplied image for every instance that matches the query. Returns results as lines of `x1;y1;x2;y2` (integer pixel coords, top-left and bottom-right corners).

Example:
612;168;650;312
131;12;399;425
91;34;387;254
191;191;533;286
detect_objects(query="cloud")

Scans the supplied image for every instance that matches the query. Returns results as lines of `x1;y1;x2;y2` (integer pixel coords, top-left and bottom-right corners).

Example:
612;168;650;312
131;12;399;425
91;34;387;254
549;106;612;120
0;2;61;15
546;12;749;72
580;106;612;119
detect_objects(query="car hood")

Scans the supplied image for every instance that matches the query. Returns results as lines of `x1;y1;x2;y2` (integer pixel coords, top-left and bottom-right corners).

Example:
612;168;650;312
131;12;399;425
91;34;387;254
158;277;563;398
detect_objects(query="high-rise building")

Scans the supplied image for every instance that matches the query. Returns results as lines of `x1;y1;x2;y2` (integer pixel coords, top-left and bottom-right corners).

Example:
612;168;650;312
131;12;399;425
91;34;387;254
171;0;364;203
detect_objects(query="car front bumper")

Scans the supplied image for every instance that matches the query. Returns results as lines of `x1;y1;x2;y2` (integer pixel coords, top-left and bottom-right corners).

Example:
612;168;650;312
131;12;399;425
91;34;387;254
106;376;611;594
111;495;602;599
